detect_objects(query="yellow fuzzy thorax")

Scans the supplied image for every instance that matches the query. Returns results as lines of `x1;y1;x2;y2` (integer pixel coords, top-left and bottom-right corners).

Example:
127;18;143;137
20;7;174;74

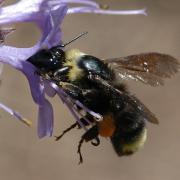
122;128;147;154
64;49;85;82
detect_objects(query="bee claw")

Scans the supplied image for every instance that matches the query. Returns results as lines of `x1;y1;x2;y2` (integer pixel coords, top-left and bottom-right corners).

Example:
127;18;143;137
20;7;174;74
77;138;84;164
91;137;100;146
54;136;61;141
78;157;83;165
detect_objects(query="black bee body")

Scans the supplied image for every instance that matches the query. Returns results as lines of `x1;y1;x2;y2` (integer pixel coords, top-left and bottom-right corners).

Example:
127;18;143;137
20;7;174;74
27;43;179;163
55;49;149;158
27;46;148;157
68;79;147;157
109;88;147;156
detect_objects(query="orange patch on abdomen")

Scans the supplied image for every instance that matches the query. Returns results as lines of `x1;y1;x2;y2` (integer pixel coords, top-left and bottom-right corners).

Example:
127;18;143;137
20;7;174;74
98;114;115;137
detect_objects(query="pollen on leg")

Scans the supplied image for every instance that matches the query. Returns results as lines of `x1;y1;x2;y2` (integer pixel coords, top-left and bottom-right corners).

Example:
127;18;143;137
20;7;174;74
98;114;115;137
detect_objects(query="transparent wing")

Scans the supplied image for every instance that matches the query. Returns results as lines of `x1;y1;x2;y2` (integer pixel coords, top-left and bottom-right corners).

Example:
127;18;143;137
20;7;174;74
104;52;179;86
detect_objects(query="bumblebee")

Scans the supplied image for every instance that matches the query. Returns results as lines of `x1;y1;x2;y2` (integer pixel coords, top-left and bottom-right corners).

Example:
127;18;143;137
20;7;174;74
27;33;179;163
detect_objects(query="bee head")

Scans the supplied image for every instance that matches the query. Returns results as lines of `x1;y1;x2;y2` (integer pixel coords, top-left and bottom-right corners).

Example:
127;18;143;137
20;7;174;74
27;47;65;73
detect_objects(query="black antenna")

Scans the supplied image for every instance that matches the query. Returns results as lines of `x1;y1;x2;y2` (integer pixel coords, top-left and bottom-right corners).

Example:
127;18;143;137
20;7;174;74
59;31;88;48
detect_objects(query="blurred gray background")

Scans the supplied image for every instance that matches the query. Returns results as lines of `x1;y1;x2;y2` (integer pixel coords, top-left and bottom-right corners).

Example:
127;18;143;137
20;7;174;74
0;0;180;180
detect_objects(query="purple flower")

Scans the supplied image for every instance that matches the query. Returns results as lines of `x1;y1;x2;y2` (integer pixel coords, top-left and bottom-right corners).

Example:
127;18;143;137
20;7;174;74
0;0;146;138
0;0;68;138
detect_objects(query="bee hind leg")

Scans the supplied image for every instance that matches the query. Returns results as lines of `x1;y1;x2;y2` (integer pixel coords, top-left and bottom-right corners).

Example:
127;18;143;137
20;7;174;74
77;137;85;164
91;137;100;146
77;125;100;164
59;82;84;100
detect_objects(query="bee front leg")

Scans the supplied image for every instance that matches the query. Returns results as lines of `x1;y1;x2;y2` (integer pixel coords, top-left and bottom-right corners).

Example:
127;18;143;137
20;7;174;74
59;82;100;104
55;114;95;141
88;74;122;95
34;69;52;80
53;66;70;80
55;122;78;141
59;82;103;123
59;82;84;101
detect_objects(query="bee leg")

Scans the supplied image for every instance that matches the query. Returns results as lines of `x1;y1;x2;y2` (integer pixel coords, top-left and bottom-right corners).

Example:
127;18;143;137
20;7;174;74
77;125;100;164
59;82;84;100
34;68;43;76
55;122;78;141
53;66;70;80
88;74;107;92
82;125;99;143
55;114;95;141
91;137;100;146
78;114;95;128
60;83;101;119
77;138;84;164
87;74;116;94
34;69;50;80
60;82;101;106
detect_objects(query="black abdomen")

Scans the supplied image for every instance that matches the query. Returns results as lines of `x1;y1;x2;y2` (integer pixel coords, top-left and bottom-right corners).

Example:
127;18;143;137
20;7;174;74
109;86;147;156
110;118;145;156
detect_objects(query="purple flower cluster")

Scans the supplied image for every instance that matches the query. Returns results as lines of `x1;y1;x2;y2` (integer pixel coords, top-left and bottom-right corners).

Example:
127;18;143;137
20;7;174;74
0;0;146;138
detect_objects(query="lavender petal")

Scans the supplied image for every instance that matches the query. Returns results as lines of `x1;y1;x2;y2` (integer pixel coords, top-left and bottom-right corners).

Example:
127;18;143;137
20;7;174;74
44;81;57;97
0;49;43;104
38;98;54;138
21;61;44;104
0;0;68;138
61;0;99;8
0;0;68;50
